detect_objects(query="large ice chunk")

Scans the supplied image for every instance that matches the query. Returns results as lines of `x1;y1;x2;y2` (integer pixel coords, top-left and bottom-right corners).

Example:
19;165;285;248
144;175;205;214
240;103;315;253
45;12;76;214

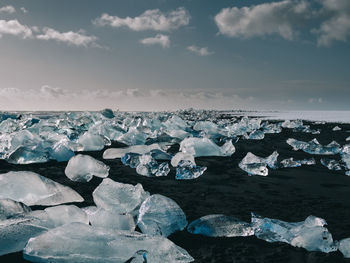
187;214;254;237
0;171;83;206
78;132;106;151
287;138;341;155
23;223;194;263
339;238;350;258
176;160;207;180
179;138;235;157
103;143;164;159
280;157;316;168
0;198;31;220
137;194;187;237
252;213;338;253
239;151;279;176
65;154;110;182
171;152;196;167
320;158;342;171
93;178;149;214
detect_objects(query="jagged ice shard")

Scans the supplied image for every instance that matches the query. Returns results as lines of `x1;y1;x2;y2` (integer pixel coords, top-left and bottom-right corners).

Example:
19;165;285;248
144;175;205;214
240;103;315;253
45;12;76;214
137;194;187;237
239;151;279;176
251;213;338;253
287;138;341;155
103;143;166;159
23;223;194;263
187;214;254;237
65;154;110;182
179;138;235;157
0;171;83;206
176;160;207;180
93;178;150;214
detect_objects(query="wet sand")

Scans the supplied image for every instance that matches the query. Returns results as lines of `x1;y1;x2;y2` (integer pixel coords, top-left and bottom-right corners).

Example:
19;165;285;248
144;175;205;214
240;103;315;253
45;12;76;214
1;121;350;262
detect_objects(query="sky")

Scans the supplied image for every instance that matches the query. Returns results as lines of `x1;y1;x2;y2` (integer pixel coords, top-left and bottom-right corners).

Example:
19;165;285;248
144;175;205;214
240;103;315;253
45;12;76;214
0;0;349;111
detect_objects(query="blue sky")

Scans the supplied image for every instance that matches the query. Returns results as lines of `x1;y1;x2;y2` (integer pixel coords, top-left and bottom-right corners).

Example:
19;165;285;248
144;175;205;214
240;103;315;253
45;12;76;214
0;0;349;111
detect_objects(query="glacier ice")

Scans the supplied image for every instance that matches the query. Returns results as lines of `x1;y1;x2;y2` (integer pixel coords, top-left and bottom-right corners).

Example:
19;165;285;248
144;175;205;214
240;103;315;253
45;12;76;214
77;132;106;151
93;178;150;214
65;154;110;182
103;143;164;159
137;194;187;237
251;213;338;253
0;171;83;206
339;238;350;258
176;160;207;180
280;157;316;168
100;108;115;119
287;138;341;155
247;130;265;140
239;151;279;176
320;158;343;171
0;198;31;220
171;152;196;167
187;214;254;237
23;222;194;263
179;137;235;157
332;126;342;131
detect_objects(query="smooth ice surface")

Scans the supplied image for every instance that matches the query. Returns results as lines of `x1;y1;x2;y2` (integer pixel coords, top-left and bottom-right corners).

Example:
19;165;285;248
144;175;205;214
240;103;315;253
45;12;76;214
176;160;207;180
287;138;341;155
65;154;110;182
0;199;31;220
252;213;338;253
187;214;254;237
137;194;187;237
78;132;106;151
103;144;164;159
179;138;235;157
171;152;196;167
0;205;88;256
247;130;265;140
23;223;194;263
0;171;83;206
239;151;279;176
333;126;342;131
93;178;150;214
339;238;350;258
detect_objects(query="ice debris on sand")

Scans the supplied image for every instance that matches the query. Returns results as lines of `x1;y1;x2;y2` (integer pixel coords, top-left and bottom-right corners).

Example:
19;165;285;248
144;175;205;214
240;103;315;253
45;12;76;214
280;157;316;168
93;178;149;214
179;137;235;157
187;214;254;237
0;171;83;206
23;222;194;263
320;158;343;171
239;151;279;176
137;194;187;237
252;213;338;253
287;138;341;155
65;154;110;182
103;143;166;159
176;160;207;180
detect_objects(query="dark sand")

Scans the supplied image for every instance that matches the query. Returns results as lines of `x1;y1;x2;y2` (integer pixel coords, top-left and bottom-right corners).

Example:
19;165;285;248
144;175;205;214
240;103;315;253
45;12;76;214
1;121;350;262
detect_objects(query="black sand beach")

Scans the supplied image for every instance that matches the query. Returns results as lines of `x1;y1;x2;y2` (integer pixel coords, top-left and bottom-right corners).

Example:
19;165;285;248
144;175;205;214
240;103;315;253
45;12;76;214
1;120;350;263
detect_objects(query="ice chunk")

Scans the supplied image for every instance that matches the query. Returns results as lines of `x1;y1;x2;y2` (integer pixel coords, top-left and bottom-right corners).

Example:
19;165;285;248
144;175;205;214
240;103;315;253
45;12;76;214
287;138;341;155
49;142;75;162
320;158;342;171
103;143;164;159
280;158;316;168
261;122;282;134
179;138;235;157
137;194;187;237
332;126;341;131
252;213;338;253
163;115;188;131
100;108;115;119
23;223;194;263
171;152;196;167
128;250;148;263
346;136;350;142
84;207;135;231
339;238;350;258
65;154;110;182
247;130;265;140
93;178;149;214
282;119;304;129
0;198;31;220
117;127;148;146
0;171;83;206
7;145;49;164
176;160;207;180
78;132;106;151
239;151;279;176
187;214;254;237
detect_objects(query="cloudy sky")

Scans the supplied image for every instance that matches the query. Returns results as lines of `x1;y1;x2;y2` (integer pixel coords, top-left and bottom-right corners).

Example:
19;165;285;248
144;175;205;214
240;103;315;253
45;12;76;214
0;0;349;111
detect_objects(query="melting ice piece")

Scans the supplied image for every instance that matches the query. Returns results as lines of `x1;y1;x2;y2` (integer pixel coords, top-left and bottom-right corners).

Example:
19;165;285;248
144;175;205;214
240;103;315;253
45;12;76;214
128;250;148;263
239;151;279;176
339;238;350;258
280;158;302;168
187;214;254;237
65;154;110;182
179;138;235;157
247;130;265;140
171;152;196;167
7;146;50;164
78;132;106;151
137;194;187;237
287;138;341;155
252;213;338;253
49;142;75;162
320;158;343;171
83;206;135;231
100;108;115;119
261;122;282;134
0;171;83;206
103;143;164;159
346;136;350;142
93;178;150;214
341;145;350;172
117;127;148;146
332;126;342;131
176;160;207;180
135;154;170;177
23;223;194;263
0;198;31;220
281;120;304;129
0;205;88;256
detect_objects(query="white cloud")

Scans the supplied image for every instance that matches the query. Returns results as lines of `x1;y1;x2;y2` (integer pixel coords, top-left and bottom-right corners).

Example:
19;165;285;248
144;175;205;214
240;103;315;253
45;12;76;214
0;19;32;39
20;7;28;14
93;7;190;31
314;0;350;46
187;45;213;56
37;28;99;47
0;5;16;14
214;0;310;40
140;34;170;48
